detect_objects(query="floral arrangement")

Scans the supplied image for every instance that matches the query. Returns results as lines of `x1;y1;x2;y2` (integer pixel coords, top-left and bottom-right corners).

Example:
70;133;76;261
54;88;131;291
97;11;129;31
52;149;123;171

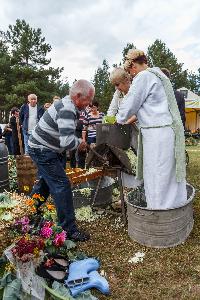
14;216;30;233
39;220;67;254
11;235;45;262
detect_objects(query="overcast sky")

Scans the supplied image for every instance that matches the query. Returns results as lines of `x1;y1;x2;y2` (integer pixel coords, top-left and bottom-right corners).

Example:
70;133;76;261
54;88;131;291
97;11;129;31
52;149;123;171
1;0;200;84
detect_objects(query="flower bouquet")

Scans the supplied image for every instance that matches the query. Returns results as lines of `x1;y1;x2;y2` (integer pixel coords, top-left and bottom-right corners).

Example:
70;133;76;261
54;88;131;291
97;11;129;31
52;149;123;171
38;220;68;256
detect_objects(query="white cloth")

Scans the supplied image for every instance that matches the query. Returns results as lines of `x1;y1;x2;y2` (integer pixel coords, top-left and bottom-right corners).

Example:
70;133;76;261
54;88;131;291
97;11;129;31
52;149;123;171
116;67;187;209
107;90;123;116
142;127;187;209
28;105;37;134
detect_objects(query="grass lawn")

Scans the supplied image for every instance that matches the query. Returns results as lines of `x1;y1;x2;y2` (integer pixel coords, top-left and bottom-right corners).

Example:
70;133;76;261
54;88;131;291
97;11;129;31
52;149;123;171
0;147;199;299
78;147;200;300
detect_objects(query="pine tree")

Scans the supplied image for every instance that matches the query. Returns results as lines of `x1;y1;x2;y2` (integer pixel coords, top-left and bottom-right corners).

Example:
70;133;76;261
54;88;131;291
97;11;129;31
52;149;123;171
147;39;190;89
0;19;67;114
122;43;136;63
93;59;115;112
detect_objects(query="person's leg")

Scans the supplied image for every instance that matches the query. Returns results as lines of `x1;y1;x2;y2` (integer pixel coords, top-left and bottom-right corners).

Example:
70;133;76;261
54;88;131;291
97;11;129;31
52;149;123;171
69;150;76;168
77;151;86;169
28;147;76;233
23;132;29;154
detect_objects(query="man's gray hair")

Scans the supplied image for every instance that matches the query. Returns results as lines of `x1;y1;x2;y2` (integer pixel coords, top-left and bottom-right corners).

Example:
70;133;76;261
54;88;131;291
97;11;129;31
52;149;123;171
70;80;95;98
28;94;37;100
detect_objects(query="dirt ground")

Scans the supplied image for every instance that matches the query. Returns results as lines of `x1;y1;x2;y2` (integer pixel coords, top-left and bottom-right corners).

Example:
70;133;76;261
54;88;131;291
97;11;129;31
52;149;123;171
78;147;200;300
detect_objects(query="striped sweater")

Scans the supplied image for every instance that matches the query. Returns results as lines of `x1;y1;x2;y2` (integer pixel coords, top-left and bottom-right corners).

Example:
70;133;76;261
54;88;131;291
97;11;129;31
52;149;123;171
28;96;80;152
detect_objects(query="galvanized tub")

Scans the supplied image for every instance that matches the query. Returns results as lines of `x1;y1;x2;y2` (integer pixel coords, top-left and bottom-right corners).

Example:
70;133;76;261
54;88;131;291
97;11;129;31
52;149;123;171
126;183;195;248
72;176;114;209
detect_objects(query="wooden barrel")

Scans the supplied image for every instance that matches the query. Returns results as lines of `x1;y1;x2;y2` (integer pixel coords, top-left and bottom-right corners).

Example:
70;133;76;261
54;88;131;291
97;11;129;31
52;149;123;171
16;155;37;194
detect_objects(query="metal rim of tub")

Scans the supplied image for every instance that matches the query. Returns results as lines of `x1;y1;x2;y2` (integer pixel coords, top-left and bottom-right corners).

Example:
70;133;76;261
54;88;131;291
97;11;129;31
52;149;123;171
125;183;195;211
126;183;195;248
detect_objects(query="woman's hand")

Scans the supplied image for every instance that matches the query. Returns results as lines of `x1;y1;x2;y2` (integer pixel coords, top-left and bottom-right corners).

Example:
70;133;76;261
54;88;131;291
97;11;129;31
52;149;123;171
125;115;137;124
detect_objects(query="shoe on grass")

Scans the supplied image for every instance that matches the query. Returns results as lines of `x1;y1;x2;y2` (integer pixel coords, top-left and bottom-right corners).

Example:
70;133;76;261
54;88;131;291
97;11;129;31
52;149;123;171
68;229;90;242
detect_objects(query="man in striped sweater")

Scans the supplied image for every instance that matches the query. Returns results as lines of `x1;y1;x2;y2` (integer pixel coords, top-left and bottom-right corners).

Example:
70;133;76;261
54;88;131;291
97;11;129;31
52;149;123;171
28;80;95;242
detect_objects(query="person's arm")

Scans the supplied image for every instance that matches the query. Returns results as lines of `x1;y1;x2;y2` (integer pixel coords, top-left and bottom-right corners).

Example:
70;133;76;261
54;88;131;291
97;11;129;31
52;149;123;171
116;71;154;124
107;90;122;116
19;105;24;125
57;108;80;151
125;115;137;124
81;113;89;142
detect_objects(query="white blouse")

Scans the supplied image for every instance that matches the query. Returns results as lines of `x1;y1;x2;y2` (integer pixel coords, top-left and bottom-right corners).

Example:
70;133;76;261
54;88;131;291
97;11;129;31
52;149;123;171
116;68;173;127
107;90;123;116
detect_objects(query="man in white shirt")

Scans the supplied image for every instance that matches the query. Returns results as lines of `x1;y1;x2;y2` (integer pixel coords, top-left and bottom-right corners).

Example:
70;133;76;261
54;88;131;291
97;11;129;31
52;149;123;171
20;94;44;154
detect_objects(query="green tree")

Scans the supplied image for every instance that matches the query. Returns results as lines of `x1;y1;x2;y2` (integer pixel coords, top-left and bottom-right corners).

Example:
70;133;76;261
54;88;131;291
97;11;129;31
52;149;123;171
0;19;66;114
6;19;51;67
93;59;115;112
0;33;12;110
122;43;136;63
188;70;200;95
147;39;190;89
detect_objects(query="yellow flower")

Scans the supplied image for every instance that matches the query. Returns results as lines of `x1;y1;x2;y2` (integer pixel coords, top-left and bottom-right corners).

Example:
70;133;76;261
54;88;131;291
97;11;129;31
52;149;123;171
26;199;35;206
33;247;40;257
46;204;55;211
5;262;15;272
23;186;30;192
39;196;45;202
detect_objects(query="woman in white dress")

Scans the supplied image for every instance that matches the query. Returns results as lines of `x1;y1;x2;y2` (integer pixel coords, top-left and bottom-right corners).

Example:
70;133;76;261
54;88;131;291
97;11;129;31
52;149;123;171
107;67;142;188
115;49;187;209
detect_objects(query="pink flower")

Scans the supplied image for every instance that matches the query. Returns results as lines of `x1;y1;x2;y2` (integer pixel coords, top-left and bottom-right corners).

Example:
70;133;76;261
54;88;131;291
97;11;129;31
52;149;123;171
53;231;66;247
40;226;53;238
42;221;53;228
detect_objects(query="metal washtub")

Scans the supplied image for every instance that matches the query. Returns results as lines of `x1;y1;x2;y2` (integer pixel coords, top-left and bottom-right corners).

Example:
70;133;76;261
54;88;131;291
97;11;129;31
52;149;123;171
126;183;195;248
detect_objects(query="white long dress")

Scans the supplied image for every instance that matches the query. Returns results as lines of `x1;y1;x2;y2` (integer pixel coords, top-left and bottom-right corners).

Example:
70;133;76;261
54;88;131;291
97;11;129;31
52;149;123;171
116;67;187;209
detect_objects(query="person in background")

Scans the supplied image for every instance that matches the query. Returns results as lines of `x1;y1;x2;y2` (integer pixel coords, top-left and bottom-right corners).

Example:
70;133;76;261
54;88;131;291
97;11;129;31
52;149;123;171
28;80;95;242
82;101;104;146
44;102;52;110
161;68;186;129
20;94;44;154
53;95;61;102
0;125;2;139
9;107;23;155
2;124;13;154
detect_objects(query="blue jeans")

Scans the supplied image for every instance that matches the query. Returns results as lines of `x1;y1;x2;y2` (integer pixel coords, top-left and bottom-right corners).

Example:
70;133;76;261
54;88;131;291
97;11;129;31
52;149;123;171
28;146;77;234
23;131;30;154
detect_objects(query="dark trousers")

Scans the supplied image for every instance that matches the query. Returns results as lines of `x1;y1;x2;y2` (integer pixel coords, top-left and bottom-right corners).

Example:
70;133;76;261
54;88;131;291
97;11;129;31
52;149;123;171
69;149;86;169
28;146;77;234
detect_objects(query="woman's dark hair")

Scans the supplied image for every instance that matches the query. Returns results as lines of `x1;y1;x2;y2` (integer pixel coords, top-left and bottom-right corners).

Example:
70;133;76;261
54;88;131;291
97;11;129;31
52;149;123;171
10;107;19;115
90;101;99;108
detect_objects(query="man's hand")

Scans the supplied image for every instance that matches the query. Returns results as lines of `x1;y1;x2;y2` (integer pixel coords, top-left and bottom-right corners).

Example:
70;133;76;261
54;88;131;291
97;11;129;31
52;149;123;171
78;141;88;152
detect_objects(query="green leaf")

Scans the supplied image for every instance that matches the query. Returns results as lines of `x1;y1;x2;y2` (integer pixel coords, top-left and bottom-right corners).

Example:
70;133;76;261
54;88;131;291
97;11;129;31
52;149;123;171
0;273;14;289
3;278;22;300
0;212;13;221
64;240;76;250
